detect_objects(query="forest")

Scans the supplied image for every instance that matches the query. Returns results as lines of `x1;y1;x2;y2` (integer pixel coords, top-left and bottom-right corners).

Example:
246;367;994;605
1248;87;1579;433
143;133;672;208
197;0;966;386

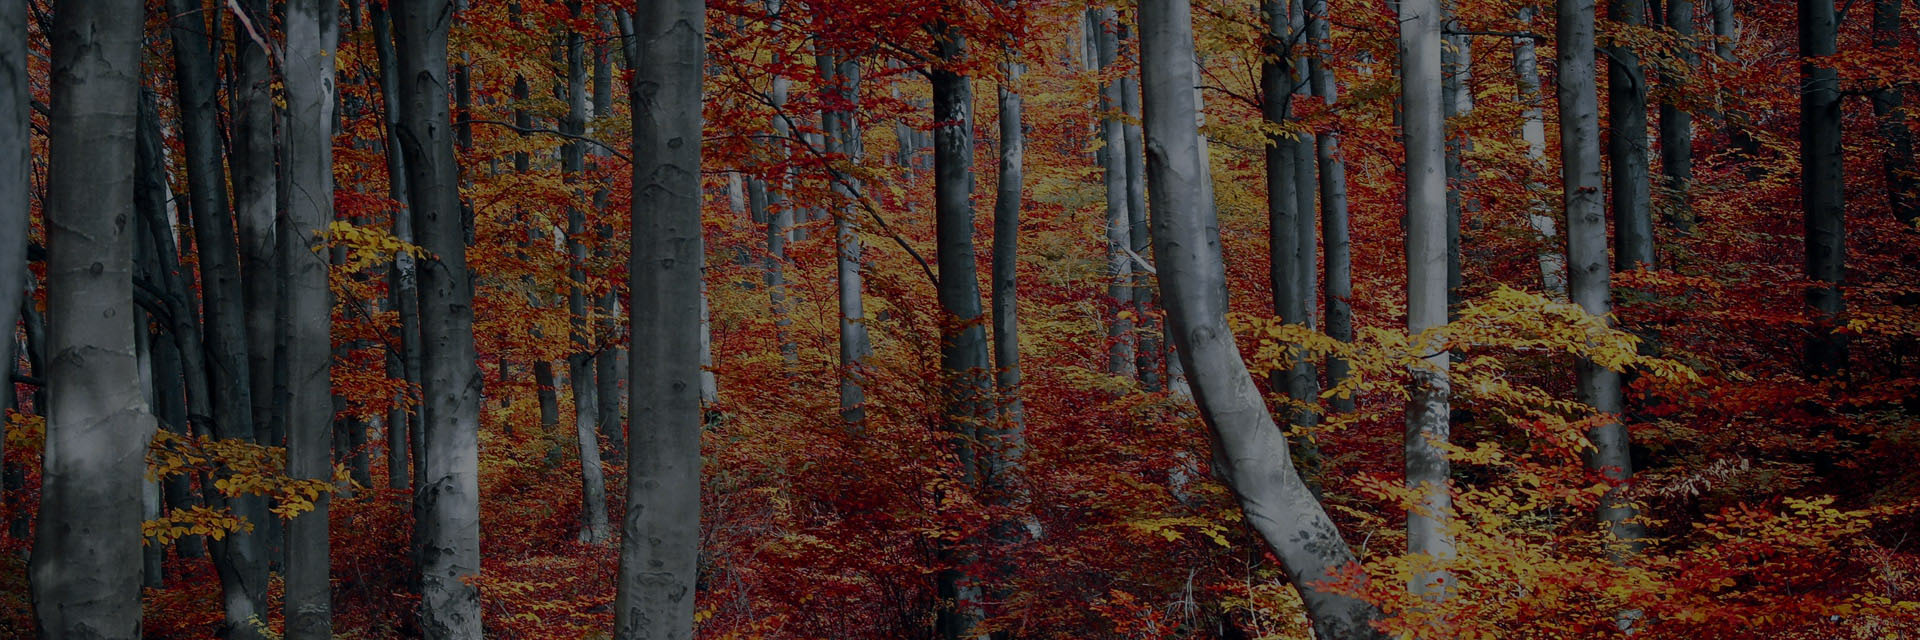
1;0;1918;637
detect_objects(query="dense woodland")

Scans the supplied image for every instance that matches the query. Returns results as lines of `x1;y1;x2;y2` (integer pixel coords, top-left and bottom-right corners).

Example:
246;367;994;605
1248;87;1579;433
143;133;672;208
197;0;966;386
2;0;1919;637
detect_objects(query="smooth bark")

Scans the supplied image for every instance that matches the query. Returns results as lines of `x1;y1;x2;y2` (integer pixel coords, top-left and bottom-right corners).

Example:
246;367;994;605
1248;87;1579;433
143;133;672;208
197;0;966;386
1306;0;1354;413
233;0;281;450
33;3;153;635
615;2;706;637
1400;0;1455;600
373;1;422;490
1515;8;1567;298
1873;0;1916;228
1262;0;1322;469
1610;0;1655;271
819;50;873;428
565;0;610;545
1139;1;1383;636
1090;8;1135;380
992;53;1028;449
0;0;23;433
1660;0;1696;231
392;0;485;635
1801;0;1846;374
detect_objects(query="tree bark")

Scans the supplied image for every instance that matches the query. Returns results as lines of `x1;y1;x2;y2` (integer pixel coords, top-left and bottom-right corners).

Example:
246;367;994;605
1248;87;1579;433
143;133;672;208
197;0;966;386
1872;0;1915;228
0;0;23;438
614;2;706;639
1660;0;1696;231
565;0;611;545
1306;0;1355;414
164;0;273;634
1400;0;1456;600
762;0;798;365
1090;8;1135;380
818;50;874;428
1610;0;1655;272
1139;1;1384;636
1560;0;1643;547
1120;24;1159;387
33;3;154;635
1441;18;1469;313
1800;0;1846;374
285;0;339;634
931;22;992;640
1263;0;1322;472
233;0;281;451
1515;8;1567;299
992;50;1028;454
391;1;485;636
372;1;422;491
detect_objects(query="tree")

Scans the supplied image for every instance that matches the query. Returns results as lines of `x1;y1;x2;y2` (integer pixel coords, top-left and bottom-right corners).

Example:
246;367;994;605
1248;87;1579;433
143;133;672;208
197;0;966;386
1872;0;1916;228
371;0;421;490
1399;0;1455;601
390;0;484;636
1660;0;1696;230
565;0;611;545
1559;0;1642;546
1262;0;1321;469
0;0;24;423
1800;0;1845;374
32;1;153;636
284;0;338;635
164;0;272;633
760;0;799;365
1090;7;1135;380
1514;8;1567;297
991;14;1027;449
615;1;706;637
818;47;873;428
233;0;280;455
1610;0;1654;271
1138;0;1383;636
1306;0;1356;414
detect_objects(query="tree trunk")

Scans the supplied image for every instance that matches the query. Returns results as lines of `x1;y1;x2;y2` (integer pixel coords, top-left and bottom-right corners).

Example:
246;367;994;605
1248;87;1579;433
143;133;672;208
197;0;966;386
616;2;706;638
819;50;874;428
564;0;610;546
1611;0;1655;272
1090;8;1135;380
1289;0;1319;332
1120;24;1158;387
33;3;154;635
1660;0;1696;231
1262;0;1322;472
0;0;22;438
1800;0;1846;374
233;0;281;451
1306;0;1355;414
992;50;1028;453
931;22;992;640
1560;0;1643;547
596;316;625;463
391;1;485;636
372;1;421;491
1515;8;1567;299
763;0;798;365
285;0;338;634
1139;2;1384;636
1872;0;1915;228
164;0;273;634
1441;20;1469;313
1400;0;1456;600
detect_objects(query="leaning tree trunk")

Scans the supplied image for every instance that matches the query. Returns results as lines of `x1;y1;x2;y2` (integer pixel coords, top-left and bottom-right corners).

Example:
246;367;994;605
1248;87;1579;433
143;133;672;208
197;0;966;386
1559;0;1643;547
164;0;272;633
1400;0;1456;600
1660;0;1696;231
1800;0;1846;375
33;3;155;636
1610;0;1654;272
0;0;23;425
1138;1;1384;637
1515;8;1567;299
391;1;484;636
614;1;706;638
564;0;610;545
285;0;338;635
1089;7;1135;380
931;22;993;640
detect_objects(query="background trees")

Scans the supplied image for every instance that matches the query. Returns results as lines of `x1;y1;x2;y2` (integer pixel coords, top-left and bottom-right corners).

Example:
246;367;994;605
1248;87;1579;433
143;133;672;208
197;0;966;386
3;0;1919;638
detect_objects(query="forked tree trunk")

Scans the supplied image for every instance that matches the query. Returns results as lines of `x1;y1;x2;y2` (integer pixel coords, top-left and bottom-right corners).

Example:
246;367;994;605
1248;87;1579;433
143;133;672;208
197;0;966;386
33;3;154;635
391;1;485;636
1139;1;1383;636
1262;0;1321;472
615;2;706;638
233;0;281;452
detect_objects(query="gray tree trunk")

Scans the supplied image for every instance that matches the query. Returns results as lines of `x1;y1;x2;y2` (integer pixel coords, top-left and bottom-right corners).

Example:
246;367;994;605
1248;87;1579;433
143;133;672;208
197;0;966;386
1872;0;1916;228
1262;0;1322;472
33;3;154;635
564;0;610;545
614;2;706;638
1514;8;1567;299
1610;0;1655;271
992;52;1028;450
372;2;421;490
763;0;798;365
1441;21;1469;312
233;0;281;452
1289;0;1318;332
1090;8;1135;380
391;1;485;636
1139;3;1384;636
1560;0;1643;547
164;0;273;633
285;0;338;634
1120;25;1159;387
0;0;23;435
1400;0;1456;600
818;50;874;428
1801;0;1846;374
931;22;992;640
1306;0;1354;414
1660;0;1696;231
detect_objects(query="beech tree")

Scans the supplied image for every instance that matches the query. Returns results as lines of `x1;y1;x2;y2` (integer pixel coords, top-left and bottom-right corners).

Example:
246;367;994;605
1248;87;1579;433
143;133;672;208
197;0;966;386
1090;7;1135;379
0;0;24;421
33;1;152;636
1801;0;1846;375
1400;0;1454;600
1139;0;1383;636
1610;0;1654;271
615;1;706;638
